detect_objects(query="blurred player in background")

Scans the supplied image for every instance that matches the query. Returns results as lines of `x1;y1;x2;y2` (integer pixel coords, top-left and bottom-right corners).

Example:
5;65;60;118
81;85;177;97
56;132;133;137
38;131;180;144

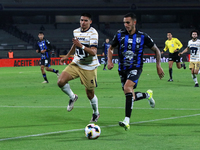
36;32;59;83
161;32;186;82
179;30;200;87
57;13;100;122
107;12;164;131
102;38;110;70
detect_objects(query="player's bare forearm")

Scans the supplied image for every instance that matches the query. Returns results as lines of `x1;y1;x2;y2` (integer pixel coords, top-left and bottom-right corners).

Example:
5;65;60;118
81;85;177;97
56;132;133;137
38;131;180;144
151;44;161;66
60;44;75;65
107;46;114;70
64;44;75;60
40;49;46;53
151;44;164;79
179;47;189;56
72;37;97;56
83;47;97;56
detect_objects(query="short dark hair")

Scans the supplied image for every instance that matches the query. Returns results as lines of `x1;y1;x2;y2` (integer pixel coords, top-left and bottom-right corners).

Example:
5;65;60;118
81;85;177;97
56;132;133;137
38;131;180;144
190;29;199;37
81;13;92;20
39;31;44;35
124;12;137;20
167;32;172;34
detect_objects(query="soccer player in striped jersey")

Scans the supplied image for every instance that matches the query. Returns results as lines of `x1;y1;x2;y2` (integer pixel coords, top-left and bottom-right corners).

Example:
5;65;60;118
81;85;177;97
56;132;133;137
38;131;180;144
35;32;59;83
162;32;186;82
108;13;164;130
179;30;200;87
57;13;100;122
102;38;110;70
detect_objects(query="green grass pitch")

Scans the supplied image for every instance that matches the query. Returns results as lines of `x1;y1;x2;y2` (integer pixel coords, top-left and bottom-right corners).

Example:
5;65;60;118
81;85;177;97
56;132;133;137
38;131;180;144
0;62;200;150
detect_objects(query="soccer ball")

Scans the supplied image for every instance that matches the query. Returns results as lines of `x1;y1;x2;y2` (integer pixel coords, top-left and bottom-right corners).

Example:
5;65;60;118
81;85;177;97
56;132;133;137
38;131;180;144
84;124;101;139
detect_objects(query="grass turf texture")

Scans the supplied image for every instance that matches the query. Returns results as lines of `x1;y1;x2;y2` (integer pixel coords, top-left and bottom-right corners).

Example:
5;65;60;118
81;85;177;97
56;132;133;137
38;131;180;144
0;62;200;150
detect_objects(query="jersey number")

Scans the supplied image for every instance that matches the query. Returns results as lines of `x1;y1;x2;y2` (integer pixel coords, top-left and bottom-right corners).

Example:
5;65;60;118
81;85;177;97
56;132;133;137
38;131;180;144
76;47;87;59
190;47;198;57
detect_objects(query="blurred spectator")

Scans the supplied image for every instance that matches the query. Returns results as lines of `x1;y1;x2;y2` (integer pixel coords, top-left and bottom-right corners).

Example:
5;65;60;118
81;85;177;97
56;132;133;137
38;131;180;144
8;49;14;58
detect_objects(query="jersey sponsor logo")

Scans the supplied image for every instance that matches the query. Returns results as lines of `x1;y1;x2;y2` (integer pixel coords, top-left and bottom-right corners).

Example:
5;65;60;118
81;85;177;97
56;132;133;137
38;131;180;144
123;51;135;66
130;70;137;75
136;37;141;43
124;51;134;60
77;37;86;41
128;38;133;43
121;44;125;48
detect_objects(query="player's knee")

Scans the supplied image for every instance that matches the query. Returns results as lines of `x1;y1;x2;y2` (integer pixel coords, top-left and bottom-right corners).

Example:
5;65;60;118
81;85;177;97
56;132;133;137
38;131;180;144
57;79;65;88
194;70;198;74
86;90;94;100
123;86;132;94
45;67;49;71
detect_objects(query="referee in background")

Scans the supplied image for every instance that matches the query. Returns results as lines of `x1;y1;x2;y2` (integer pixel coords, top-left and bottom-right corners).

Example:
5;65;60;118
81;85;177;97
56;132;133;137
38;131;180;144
162;32;186;82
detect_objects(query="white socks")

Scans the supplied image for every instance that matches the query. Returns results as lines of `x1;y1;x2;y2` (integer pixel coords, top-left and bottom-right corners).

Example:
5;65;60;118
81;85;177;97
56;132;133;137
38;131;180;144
90;95;99;115
61;83;75;100
124;117;130;124
192;74;198;84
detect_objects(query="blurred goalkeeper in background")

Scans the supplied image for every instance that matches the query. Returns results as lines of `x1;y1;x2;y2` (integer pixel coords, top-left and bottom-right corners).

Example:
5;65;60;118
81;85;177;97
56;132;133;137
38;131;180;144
35;32;59;83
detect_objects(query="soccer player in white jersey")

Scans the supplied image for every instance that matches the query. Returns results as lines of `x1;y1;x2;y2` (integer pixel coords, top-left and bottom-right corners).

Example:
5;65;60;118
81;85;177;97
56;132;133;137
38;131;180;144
57;13;100;122
179;30;200;87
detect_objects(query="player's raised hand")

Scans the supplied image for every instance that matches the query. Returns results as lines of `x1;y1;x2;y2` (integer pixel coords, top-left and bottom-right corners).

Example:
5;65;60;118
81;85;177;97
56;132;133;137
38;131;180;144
72;37;82;48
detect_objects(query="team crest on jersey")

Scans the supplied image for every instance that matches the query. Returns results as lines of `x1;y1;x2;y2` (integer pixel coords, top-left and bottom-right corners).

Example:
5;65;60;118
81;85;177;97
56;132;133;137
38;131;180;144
136;37;141;43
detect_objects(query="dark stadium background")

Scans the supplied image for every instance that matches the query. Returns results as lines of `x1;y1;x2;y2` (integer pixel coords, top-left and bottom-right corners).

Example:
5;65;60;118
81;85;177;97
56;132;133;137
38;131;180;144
0;0;199;59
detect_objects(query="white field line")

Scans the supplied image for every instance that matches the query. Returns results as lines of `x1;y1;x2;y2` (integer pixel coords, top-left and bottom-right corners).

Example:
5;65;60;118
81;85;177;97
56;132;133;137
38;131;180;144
0;113;200;142
0;105;200;111
0;71;40;74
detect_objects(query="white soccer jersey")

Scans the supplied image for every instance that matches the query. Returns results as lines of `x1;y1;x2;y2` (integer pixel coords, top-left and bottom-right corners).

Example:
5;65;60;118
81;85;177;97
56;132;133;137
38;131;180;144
188;39;200;62
72;27;100;70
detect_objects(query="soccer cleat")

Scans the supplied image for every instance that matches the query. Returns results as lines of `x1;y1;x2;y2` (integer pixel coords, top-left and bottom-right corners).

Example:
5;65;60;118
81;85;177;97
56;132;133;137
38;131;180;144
119;120;130;131
56;70;60;77
168;79;173;82
42;81;48;83
67;94;78;112
147;89;155;108
182;63;186;69
90;114;100;122
194;83;199;87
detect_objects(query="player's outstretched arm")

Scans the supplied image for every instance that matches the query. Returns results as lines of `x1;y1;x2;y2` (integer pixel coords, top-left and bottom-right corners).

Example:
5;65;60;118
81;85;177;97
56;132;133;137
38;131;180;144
178;47;189;56
151;44;165;79
107;45;114;70
60;44;76;65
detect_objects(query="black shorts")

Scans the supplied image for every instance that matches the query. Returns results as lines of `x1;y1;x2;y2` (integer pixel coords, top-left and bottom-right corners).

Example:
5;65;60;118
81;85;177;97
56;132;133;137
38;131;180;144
41;58;51;67
118;68;142;89
168;52;180;62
